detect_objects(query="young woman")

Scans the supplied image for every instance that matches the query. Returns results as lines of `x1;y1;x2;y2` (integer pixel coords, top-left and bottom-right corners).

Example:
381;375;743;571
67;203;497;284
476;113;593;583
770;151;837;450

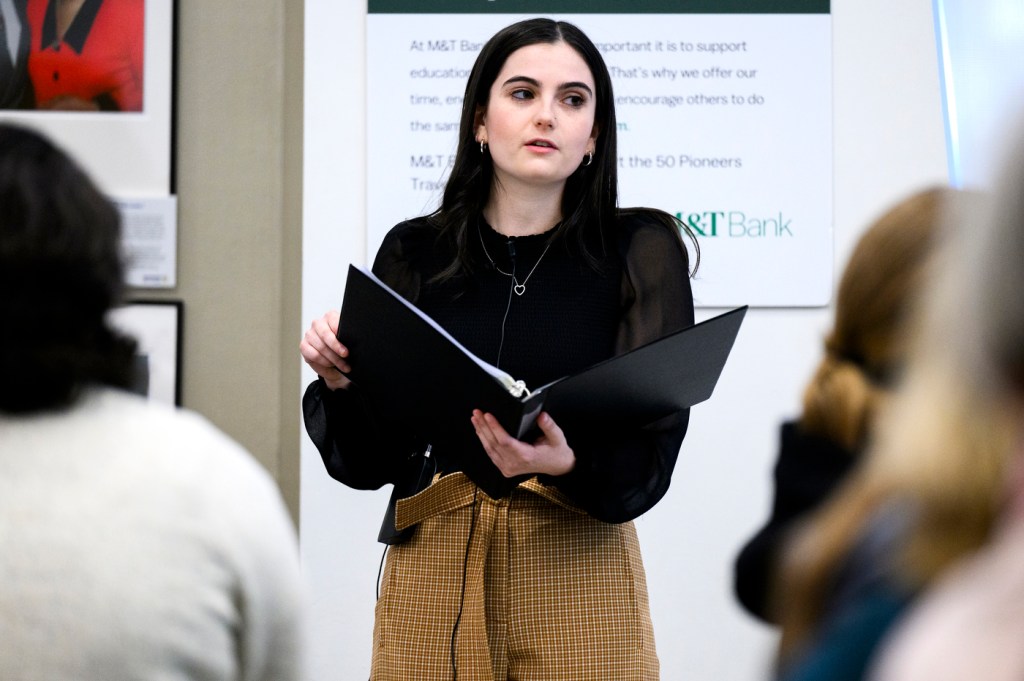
301;18;697;680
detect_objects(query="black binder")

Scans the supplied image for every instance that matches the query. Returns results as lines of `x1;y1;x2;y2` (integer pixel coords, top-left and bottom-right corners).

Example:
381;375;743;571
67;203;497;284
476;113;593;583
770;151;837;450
338;265;746;498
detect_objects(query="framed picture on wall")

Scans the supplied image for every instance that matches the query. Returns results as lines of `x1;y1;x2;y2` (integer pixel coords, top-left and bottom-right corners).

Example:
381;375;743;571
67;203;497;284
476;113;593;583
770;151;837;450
0;0;176;198
107;299;183;406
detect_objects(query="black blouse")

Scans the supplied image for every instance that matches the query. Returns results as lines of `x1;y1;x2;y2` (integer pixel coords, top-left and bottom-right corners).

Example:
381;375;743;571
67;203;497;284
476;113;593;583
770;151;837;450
303;210;695;523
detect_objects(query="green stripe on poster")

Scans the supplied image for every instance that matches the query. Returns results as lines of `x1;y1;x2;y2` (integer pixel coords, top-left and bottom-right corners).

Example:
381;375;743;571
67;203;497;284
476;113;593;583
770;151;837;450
369;0;830;14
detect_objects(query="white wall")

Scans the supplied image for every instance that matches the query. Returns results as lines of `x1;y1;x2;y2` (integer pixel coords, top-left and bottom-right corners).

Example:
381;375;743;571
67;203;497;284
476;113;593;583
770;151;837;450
300;2;948;679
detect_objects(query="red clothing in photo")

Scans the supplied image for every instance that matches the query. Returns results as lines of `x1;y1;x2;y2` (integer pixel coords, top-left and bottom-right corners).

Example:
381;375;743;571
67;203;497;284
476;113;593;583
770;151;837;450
27;0;144;112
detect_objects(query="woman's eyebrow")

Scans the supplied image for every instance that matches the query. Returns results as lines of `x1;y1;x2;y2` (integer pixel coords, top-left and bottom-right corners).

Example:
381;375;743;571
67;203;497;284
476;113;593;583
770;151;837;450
501;76;594;96
560;81;594;96
501;75;541;89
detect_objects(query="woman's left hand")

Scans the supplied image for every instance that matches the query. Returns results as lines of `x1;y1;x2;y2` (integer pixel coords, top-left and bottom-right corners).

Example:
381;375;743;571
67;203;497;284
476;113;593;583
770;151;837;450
471;410;576;478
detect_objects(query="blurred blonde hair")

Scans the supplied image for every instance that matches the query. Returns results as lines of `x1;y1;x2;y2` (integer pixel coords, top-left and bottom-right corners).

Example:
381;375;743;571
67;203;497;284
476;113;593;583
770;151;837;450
800;187;950;451
880;139;1024;578
776;185;1019;657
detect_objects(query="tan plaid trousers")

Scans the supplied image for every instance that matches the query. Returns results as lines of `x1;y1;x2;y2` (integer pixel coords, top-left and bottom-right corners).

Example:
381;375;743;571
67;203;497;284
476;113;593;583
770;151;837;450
370;472;659;680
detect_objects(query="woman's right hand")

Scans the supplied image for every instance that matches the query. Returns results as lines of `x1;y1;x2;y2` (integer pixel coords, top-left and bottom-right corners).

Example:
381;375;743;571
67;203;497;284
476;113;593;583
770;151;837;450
299;310;352;391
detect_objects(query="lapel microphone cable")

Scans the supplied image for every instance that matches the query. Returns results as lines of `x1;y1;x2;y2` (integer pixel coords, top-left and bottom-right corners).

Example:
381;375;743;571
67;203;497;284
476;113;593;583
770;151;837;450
450;487;480;680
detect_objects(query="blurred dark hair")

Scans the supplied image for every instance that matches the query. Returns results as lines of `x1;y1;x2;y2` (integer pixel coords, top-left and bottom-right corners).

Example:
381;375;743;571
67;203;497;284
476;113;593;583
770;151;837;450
0;123;136;413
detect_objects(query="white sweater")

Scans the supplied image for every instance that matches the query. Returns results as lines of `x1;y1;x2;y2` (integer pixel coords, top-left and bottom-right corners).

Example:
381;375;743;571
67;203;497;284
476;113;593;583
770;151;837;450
0;388;305;680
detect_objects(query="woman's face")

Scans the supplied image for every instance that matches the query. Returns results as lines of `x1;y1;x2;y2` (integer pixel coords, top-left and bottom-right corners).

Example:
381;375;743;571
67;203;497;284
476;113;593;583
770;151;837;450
476;41;599;194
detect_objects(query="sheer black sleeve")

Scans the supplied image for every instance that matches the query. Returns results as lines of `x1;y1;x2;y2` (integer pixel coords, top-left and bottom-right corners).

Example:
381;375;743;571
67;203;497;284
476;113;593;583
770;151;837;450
550;212;696;523
301;224;425;490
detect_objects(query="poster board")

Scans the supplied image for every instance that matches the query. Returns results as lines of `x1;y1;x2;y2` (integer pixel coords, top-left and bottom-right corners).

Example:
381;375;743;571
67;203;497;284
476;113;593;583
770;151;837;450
366;1;832;306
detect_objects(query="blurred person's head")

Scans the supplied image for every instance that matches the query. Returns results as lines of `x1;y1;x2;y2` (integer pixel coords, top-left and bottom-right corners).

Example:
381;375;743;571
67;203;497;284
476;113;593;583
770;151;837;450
866;133;1024;582
801;187;952;451
954;137;1024;397
773;185;1007;658
775;149;1024;663
0;123;136;414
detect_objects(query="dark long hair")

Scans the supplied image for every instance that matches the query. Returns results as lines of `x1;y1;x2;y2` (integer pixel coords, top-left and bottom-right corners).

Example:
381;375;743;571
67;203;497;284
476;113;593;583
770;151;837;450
430;18;697;280
0;124;137;413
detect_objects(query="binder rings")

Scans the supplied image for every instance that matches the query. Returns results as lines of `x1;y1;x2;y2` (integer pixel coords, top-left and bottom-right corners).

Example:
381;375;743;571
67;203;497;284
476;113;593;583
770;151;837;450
337;264;746;497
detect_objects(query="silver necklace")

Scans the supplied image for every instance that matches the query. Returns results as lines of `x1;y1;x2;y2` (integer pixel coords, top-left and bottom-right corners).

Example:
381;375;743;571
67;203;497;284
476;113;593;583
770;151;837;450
477;225;555;296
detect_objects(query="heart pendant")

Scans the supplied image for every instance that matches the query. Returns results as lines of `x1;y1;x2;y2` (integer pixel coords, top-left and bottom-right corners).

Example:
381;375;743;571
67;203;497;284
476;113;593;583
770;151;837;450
514;283;526;296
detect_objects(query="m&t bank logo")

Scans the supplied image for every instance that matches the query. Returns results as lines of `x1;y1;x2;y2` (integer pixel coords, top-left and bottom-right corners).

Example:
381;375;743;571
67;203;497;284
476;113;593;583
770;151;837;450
676;211;794;238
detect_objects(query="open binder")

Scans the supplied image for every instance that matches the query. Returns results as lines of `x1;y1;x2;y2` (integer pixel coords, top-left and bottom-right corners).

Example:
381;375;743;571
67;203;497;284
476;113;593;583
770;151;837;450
337;265;746;497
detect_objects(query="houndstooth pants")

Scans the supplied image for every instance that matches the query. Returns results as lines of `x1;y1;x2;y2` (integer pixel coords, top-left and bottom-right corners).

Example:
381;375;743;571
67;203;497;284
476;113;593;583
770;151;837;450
370;473;660;681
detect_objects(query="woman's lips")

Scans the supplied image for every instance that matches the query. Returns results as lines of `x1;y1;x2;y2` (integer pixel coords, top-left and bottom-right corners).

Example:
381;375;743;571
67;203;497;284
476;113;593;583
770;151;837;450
526;139;558;151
